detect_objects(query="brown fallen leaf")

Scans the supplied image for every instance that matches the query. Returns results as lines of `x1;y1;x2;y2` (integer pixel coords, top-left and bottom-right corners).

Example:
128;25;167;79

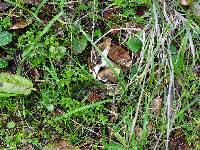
97;37;112;51
107;103;118;123
29;68;40;79
170;128;189;150
87;88;106;103
103;8;120;20
97;67;120;83
108;44;132;67
195;68;200;77
10;21;28;30
135;6;148;17
44;140;79;150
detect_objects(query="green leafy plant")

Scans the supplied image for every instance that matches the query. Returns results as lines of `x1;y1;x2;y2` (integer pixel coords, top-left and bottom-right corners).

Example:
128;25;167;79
7;121;16;129
126;36;143;52
0;73;33;97
0;58;8;69
72;36;87;54
0;27;12;47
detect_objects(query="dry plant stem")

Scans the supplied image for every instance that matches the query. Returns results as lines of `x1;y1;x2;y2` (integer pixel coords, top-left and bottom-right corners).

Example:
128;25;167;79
188;31;196;68
0;13;19;17
162;0;170;23
91;0;96;70
157;0;176;149
129;36;153;142
152;0;160;33
165;37;175;147
94;28;142;44
154;132;162;150
129;84;145;144
47;1;78;5
163;6;175;150
74;13;91;25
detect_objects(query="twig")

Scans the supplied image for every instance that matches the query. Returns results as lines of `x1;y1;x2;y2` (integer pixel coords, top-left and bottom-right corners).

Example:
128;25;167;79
94;27;142;44
154;132;162;150
188;31;196;68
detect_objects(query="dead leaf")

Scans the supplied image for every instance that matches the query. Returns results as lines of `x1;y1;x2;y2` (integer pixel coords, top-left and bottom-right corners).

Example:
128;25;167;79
29;68;40;78
97;68;120;83
108;45;132;67
78;140;95;150
194;68;200;77
44;140;79;150
98;37;112;51
10;21;28;30
149;96;162;113
103;8;120;20
135;6;147;16
0;2;10;11
170;128;189;150
107;103;118;123
88;89;106;103
179;0;190;6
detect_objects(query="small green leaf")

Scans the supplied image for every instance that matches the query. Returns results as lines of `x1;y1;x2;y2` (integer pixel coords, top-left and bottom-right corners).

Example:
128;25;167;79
79;4;90;10
126;37;142;52
0;58;8;68
72;36;87;54
46;104;54;112
0;73;33;97
94;29;102;38
7;121;16;129
0;31;12;47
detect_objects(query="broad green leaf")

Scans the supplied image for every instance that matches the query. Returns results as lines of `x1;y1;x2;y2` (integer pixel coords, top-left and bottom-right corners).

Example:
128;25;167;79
0;93;17;97
72;36;87;54
0;30;12;47
126;37;142;52
46;104;54;112
0;58;8;68
0;73;33;97
7;121;16;129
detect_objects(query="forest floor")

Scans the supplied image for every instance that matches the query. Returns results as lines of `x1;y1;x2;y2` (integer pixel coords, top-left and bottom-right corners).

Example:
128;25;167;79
0;0;200;149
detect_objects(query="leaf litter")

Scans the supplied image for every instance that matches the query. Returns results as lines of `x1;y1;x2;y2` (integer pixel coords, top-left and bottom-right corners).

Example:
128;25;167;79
90;37;132;83
10;21;29;30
